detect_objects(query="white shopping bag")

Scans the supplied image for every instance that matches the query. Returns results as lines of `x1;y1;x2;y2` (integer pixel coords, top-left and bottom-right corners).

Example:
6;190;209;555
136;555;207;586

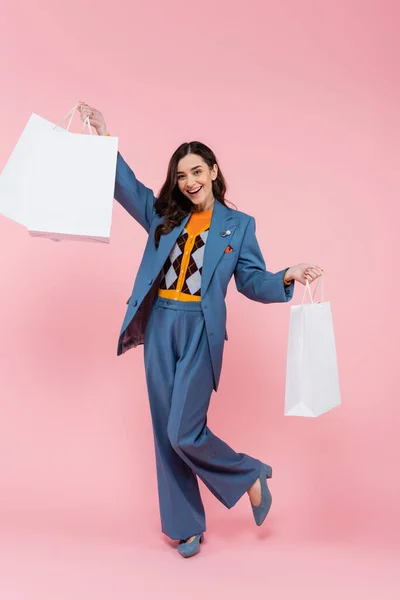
0;111;68;226
0;104;118;243
284;275;341;417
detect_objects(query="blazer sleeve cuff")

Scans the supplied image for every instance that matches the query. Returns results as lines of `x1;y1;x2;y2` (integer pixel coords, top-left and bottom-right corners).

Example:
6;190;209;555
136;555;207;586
277;268;295;301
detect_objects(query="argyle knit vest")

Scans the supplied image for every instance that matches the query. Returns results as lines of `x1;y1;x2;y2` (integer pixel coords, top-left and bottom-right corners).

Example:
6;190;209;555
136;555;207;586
158;208;212;302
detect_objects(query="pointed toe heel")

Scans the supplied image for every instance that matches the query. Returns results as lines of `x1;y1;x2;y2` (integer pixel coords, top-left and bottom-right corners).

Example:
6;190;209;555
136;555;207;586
251;462;273;527
177;532;204;558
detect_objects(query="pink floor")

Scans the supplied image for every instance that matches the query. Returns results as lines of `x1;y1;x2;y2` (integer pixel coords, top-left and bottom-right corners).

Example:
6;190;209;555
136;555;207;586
0;507;398;599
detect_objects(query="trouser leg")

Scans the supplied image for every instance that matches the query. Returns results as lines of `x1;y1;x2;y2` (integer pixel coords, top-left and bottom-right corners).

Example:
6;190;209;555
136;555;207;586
143;302;206;541
166;307;262;510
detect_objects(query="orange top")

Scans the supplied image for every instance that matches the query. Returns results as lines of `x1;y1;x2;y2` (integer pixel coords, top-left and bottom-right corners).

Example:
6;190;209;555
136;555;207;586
187;208;213;230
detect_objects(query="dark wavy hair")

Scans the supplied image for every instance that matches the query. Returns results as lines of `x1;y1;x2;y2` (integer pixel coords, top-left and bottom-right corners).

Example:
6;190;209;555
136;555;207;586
154;141;236;247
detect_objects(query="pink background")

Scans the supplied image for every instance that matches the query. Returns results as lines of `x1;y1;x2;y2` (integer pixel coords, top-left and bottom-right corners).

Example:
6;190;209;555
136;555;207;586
0;0;399;597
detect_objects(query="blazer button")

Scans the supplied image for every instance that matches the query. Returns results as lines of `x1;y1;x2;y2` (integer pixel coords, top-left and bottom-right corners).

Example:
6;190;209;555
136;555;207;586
148;278;153;285
133;299;138;306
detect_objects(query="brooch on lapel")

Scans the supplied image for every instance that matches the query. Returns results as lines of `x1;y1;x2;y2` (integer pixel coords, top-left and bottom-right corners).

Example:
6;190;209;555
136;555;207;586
220;224;238;237
224;245;234;253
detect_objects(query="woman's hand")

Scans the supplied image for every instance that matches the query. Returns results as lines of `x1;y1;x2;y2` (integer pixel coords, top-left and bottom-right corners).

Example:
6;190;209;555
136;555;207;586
77;101;108;136
285;263;323;285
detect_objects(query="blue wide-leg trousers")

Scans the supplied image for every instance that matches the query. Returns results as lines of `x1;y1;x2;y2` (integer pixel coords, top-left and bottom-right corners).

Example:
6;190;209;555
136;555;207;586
143;296;263;541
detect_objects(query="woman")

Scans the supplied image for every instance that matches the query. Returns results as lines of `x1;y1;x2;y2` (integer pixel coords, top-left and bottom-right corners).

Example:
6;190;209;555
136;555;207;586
78;102;323;558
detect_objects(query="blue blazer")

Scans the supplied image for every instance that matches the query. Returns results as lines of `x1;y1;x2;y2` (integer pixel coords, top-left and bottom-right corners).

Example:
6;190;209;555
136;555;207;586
114;152;295;391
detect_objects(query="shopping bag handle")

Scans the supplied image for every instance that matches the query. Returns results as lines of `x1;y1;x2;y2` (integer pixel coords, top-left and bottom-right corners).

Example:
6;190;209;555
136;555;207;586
53;103;93;135
301;272;324;305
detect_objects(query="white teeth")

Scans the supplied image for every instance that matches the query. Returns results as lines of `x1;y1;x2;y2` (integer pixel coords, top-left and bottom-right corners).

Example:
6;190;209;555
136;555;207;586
188;187;201;194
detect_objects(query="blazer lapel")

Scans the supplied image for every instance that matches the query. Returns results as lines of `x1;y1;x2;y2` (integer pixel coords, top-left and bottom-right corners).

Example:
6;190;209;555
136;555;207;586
201;199;239;298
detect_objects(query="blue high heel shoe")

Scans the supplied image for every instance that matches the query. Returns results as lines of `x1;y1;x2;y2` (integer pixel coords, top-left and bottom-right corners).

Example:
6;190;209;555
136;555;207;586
177;533;204;558
250;462;273;526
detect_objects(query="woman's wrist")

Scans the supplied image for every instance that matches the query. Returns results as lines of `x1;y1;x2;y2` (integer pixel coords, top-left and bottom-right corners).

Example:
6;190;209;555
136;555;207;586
283;268;293;285
96;126;109;136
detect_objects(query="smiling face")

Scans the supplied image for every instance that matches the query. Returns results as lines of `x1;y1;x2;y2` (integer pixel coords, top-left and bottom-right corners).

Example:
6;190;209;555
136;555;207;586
176;153;218;211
